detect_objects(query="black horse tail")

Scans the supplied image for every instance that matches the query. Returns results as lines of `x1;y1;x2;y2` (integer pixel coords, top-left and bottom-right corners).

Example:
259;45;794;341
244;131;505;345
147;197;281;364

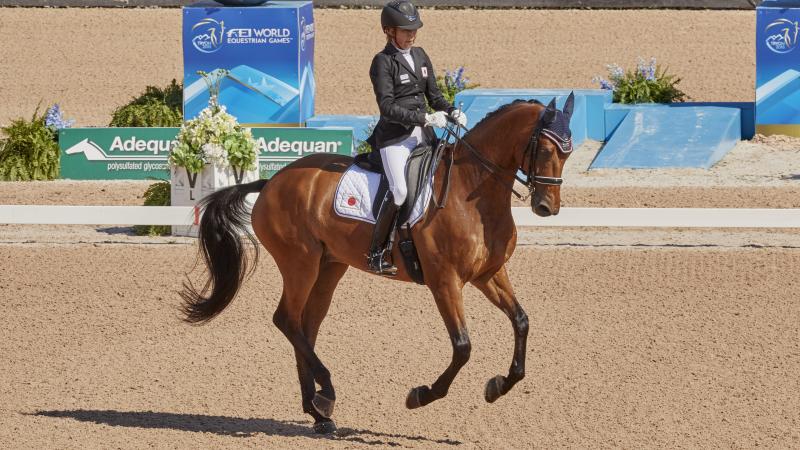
180;179;268;324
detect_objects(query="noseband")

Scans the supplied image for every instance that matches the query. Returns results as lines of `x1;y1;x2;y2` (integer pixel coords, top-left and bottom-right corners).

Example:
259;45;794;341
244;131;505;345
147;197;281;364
444;110;572;200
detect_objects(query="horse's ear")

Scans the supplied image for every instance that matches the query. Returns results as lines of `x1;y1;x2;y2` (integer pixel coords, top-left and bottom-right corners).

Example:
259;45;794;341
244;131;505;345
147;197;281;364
563;92;575;121
542;97;557;123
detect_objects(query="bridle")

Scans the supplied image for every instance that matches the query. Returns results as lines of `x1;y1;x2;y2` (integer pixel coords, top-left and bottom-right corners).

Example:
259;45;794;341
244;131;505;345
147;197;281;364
441;109;572;201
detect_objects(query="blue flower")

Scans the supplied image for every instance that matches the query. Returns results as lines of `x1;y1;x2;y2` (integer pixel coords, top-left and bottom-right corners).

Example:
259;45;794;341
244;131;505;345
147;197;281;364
592;76;615;91
606;64;624;81
442;66;472;93
44;103;75;130
636;57;658;81
647;57;657;81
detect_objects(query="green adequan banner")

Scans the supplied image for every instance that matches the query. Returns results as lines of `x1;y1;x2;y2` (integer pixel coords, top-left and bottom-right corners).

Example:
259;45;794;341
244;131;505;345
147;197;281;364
59;127;353;180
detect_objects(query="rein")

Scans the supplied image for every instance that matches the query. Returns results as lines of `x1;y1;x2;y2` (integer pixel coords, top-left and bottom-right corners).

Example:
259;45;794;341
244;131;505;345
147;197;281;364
440;112;567;202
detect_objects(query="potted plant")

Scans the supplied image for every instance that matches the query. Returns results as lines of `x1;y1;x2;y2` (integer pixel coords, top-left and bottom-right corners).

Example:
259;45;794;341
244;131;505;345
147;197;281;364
169;69;258;191
169;69;259;235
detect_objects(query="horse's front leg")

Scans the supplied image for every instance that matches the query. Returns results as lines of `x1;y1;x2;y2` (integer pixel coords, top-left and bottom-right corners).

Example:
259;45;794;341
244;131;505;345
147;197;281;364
406;279;471;409
471;265;529;403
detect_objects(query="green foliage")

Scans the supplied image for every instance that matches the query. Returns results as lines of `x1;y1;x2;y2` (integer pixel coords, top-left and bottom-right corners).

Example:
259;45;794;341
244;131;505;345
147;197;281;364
109;102;182;128
169;142;205;174
594;58;687;104
133;180;171;236
427;66;479;114
356;121;377;154
437;66;478;107
170;92;257;174
223;131;258;171
110;79;183;127
0;107;60;181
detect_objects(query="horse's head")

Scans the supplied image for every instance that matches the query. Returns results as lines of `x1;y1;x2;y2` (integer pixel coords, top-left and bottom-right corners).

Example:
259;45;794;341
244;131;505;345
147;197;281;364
458;93;575;216
525;94;574;216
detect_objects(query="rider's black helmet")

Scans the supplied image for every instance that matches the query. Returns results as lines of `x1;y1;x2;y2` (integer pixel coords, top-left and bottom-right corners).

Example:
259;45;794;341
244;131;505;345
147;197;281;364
381;0;423;31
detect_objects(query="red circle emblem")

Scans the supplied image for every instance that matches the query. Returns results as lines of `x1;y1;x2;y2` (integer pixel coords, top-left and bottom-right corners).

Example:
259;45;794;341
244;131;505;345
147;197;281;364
347;196;357;206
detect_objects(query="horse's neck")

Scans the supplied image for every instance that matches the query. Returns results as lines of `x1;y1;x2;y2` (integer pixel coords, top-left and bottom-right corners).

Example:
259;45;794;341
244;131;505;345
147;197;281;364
444;138;516;212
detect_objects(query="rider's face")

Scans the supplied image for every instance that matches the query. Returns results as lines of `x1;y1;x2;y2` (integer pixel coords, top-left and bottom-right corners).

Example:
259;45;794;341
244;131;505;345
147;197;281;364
388;27;417;49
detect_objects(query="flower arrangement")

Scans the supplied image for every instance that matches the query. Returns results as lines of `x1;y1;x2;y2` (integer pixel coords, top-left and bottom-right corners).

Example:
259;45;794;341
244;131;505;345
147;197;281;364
168;69;257;185
435;66;478;108
593;57;686;104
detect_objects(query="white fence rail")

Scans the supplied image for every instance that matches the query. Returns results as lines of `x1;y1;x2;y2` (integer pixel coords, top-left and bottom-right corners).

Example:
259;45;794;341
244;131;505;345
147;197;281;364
2;205;800;228
0;205;198;226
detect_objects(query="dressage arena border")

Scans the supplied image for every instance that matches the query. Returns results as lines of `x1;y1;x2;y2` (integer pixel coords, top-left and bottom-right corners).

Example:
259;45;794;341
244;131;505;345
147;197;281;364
0;0;759;8
3;205;800;228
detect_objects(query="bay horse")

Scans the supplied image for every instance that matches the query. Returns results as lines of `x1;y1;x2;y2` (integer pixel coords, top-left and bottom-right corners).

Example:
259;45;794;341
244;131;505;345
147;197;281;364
180;94;575;434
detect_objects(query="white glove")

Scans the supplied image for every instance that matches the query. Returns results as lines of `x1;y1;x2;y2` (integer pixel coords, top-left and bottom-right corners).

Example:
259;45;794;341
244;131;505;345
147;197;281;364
424;111;448;128
450;110;468;127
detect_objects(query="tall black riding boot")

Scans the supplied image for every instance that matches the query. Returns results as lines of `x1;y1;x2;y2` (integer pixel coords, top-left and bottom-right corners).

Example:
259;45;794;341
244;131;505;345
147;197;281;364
367;192;400;275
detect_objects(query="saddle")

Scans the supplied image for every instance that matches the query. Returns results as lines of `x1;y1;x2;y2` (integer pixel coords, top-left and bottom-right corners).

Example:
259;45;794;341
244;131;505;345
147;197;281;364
353;139;447;284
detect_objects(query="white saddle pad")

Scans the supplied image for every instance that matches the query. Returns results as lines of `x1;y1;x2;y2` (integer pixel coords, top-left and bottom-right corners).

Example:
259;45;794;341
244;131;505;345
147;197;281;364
333;164;433;226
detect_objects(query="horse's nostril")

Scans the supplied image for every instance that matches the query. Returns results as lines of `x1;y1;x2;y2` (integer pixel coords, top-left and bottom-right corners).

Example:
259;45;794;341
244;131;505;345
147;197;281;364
534;203;552;217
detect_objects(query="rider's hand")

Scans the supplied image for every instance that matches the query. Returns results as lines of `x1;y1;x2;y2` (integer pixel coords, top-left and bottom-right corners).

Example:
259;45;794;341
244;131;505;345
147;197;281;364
450;110;468;127
424;111;448;129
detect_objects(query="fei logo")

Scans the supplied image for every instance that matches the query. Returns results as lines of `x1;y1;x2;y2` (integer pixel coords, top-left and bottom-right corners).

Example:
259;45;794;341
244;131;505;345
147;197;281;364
765;18;799;54
299;17;314;51
192;18;226;54
300;16;306;51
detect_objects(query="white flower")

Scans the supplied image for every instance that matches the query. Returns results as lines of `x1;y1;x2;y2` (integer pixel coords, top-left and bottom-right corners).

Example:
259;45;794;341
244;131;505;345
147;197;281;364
202;143;229;168
173;102;257;170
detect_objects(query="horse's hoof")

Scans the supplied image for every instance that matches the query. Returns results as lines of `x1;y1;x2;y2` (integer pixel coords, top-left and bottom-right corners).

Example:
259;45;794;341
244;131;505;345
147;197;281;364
406;385;430;409
484;375;506;403
313;419;337;435
312;392;335;418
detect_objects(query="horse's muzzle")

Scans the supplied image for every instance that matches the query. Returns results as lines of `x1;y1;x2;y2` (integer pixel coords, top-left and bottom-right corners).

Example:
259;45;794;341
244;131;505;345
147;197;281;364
534;201;552;217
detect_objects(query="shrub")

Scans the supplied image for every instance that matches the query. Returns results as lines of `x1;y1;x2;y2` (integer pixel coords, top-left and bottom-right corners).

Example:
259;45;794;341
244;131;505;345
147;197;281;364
110;79;183;127
428;66;478;113
133;180;171;236
593;57;686;104
439;66;478;106
355;121;377;155
0;104;73;181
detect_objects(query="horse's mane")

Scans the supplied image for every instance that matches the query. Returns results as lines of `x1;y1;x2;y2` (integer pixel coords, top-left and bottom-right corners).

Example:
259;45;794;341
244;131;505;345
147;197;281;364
464;98;543;138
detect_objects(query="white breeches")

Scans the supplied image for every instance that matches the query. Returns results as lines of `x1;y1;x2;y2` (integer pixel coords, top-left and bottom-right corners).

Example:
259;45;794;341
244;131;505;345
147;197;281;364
379;126;427;206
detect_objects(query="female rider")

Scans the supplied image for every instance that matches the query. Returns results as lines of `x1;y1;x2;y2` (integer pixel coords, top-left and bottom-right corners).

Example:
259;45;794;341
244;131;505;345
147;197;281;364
365;0;468;275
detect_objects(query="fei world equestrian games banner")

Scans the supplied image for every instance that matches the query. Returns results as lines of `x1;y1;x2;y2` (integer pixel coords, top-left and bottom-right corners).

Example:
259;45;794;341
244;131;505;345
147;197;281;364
183;1;315;125
59;127;353;180
756;0;800;137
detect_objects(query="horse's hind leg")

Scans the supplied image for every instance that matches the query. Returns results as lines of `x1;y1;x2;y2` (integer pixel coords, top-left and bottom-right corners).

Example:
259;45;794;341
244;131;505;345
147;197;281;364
471;266;529;403
406;278;471;409
293;260;348;434
272;254;338;428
